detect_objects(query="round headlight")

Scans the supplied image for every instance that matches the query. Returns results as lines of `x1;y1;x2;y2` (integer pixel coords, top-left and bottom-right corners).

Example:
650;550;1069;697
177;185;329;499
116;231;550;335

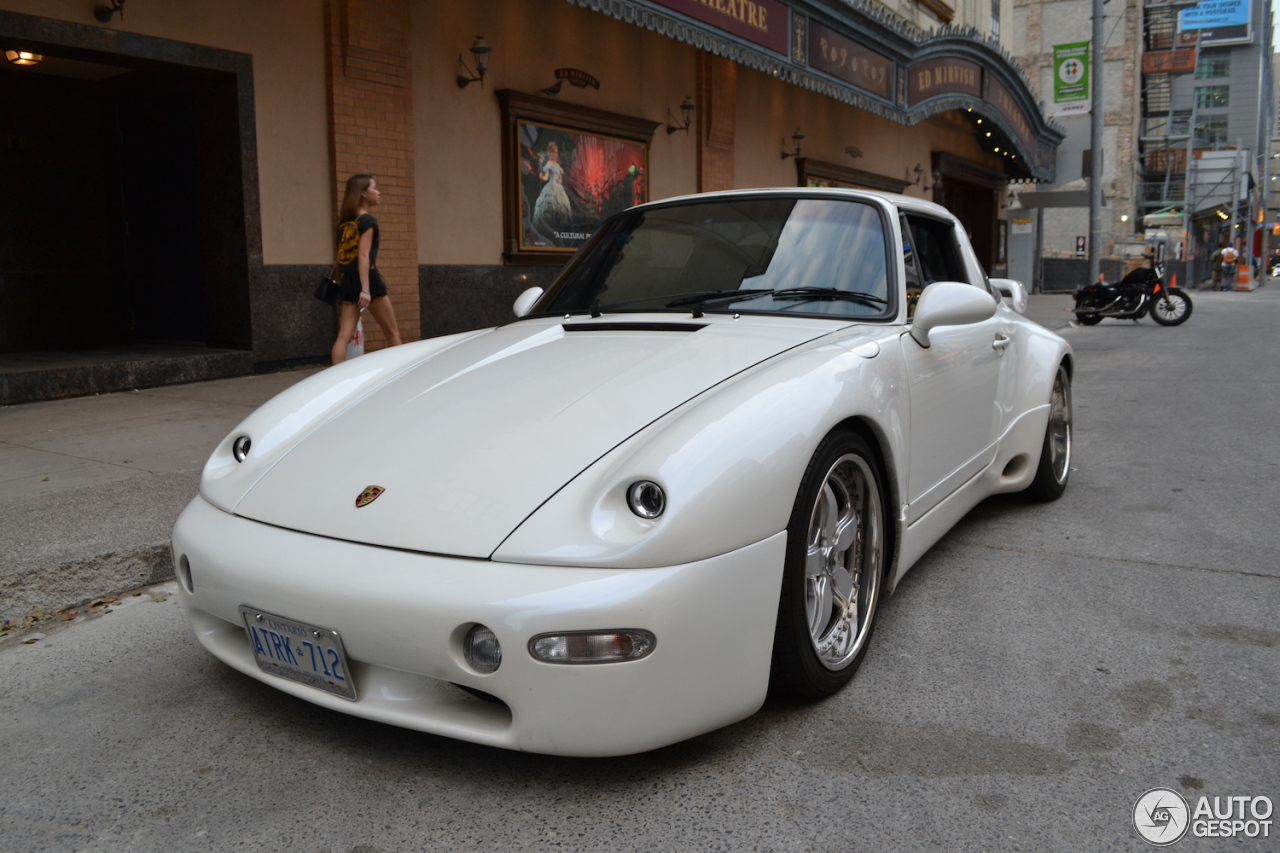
464;624;502;673
232;435;252;463
626;480;665;519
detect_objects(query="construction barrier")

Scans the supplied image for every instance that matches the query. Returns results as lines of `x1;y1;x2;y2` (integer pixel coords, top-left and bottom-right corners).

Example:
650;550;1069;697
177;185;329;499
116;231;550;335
1235;266;1257;291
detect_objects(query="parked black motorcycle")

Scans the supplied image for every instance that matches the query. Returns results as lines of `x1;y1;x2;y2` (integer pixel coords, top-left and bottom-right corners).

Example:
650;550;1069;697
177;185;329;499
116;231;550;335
1073;260;1193;327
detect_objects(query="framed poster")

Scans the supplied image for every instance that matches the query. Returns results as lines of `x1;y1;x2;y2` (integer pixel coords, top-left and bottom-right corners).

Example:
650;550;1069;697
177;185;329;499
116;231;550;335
499;91;658;265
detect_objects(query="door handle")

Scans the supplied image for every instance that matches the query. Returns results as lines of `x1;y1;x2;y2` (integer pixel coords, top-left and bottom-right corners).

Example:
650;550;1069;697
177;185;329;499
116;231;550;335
992;334;1011;352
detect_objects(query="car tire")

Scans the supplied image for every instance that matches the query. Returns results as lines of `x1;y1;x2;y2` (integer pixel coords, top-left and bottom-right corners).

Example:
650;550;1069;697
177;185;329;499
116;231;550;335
1024;363;1072;502
771;429;887;698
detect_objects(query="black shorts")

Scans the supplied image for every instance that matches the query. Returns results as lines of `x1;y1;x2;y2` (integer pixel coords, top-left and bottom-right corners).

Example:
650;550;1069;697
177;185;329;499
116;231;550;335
338;267;388;303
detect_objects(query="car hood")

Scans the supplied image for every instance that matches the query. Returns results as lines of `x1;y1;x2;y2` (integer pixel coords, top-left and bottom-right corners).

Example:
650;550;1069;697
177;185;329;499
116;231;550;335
232;317;837;557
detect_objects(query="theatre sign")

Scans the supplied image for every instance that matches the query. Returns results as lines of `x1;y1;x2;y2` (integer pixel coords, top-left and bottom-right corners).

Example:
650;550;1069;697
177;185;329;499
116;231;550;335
569;0;1062;180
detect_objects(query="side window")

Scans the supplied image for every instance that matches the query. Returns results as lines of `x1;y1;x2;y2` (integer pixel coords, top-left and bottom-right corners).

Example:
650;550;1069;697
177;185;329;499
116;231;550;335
900;216;923;317
905;214;970;286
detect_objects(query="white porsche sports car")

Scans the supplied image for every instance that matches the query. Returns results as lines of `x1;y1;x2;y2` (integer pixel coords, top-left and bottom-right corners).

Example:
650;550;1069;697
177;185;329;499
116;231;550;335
174;189;1072;756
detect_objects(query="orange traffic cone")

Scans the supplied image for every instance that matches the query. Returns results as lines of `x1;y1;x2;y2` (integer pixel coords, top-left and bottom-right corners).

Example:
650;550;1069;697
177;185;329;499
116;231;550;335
1169;272;1177;289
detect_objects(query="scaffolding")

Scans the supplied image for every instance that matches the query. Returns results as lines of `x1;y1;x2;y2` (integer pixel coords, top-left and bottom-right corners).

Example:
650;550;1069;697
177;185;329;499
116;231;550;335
1137;1;1199;218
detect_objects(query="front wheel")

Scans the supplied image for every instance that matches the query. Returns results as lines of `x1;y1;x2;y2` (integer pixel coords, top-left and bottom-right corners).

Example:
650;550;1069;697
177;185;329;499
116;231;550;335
1025;364;1072;502
1150;289;1192;326
771;430;887;698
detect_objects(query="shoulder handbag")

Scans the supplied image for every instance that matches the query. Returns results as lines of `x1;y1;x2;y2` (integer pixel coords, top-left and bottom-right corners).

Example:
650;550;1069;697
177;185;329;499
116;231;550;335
314;262;340;306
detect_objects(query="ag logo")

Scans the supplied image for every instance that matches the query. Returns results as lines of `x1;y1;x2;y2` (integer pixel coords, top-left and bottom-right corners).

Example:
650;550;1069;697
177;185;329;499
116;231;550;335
1134;788;1190;845
355;485;385;508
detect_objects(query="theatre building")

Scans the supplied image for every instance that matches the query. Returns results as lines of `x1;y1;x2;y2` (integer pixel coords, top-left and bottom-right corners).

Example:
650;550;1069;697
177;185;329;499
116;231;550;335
0;0;1061;403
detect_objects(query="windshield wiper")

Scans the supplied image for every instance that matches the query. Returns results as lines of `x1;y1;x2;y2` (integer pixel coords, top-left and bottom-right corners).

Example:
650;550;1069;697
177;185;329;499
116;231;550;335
664;289;773;308
587;291;753;314
595;287;886;319
769;287;888;307
663;289;774;317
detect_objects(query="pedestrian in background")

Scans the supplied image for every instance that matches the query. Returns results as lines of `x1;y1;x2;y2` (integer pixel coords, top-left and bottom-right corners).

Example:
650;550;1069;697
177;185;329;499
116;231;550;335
331;173;403;364
1220;241;1238;291
1210;242;1224;291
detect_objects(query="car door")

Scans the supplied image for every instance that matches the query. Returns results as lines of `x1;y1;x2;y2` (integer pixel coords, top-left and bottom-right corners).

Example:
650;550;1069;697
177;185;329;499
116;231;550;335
899;213;1005;523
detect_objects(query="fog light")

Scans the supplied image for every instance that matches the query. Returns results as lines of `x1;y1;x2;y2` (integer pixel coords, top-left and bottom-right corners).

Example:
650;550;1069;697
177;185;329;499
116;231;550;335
464;624;502;673
626;480;665;519
529;630;656;664
232;435;252;462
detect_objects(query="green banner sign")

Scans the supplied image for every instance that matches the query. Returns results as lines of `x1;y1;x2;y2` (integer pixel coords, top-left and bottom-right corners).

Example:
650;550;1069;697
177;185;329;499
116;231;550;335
1052;42;1090;116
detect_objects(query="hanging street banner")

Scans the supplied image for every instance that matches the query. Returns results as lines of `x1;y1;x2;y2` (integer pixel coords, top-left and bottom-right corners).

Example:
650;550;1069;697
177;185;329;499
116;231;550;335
1051;42;1090;117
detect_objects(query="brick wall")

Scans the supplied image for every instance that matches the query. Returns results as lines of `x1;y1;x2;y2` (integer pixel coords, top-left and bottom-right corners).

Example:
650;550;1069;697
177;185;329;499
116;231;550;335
697;54;736;192
324;0;420;348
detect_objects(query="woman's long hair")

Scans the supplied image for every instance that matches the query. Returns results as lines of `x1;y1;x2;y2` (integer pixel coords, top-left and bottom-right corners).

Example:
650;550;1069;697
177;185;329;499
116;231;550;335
339;173;374;222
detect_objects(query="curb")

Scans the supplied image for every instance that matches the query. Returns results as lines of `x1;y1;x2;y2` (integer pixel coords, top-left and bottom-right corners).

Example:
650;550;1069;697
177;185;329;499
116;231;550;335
1;543;174;627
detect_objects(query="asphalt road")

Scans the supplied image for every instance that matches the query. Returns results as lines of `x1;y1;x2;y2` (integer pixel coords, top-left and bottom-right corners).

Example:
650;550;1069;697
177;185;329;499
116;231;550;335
1;289;1277;852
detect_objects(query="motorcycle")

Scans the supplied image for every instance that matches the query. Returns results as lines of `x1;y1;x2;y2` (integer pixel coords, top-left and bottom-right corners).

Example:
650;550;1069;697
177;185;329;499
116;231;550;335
1073;260;1192;327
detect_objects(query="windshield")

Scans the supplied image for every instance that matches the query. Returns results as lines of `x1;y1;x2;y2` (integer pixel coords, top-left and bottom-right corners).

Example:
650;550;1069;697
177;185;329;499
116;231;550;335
535;196;894;319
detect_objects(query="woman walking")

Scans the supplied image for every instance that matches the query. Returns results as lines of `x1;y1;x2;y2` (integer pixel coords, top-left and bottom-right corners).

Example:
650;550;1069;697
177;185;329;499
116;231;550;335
331;173;402;363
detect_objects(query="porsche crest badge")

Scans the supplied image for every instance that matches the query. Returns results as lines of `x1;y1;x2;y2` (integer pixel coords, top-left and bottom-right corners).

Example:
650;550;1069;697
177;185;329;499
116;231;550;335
355;485;385;508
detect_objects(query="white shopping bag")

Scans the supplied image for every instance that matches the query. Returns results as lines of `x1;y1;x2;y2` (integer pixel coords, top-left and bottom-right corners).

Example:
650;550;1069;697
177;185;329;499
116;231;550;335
346;317;365;360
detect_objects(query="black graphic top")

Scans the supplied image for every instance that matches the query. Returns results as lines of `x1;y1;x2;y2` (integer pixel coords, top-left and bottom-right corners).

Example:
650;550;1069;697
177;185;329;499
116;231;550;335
335;213;387;302
336;214;380;271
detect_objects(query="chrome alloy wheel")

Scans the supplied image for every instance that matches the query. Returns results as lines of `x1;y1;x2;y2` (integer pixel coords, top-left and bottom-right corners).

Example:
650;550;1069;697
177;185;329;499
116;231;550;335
1047;366;1072;485
803;453;884;670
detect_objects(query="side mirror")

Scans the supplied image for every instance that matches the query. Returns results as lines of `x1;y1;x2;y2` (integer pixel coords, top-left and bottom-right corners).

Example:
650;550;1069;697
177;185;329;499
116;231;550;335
909;281;998;347
989;277;1028;314
512;286;544;318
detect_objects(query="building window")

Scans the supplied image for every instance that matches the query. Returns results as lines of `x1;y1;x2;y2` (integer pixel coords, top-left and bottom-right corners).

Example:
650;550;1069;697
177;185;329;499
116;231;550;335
1195;52;1230;78
1195;86;1230;109
1144;73;1172;114
1197;119;1229;146
1144;5;1176;50
991;0;1000;37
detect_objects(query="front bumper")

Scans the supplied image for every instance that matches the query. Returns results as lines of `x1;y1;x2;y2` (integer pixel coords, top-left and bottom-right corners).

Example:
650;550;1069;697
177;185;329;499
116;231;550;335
173;496;785;756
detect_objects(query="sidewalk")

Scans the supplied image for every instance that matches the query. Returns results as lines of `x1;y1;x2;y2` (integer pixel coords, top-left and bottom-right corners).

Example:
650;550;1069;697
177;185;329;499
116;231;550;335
0;368;323;627
0;297;1081;629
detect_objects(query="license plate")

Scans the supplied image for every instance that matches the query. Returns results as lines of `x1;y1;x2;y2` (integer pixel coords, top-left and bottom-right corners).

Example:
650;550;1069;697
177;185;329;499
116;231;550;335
239;606;357;701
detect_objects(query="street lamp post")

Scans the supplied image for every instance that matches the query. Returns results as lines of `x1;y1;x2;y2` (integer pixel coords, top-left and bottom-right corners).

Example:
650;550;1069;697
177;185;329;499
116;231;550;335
1087;0;1105;286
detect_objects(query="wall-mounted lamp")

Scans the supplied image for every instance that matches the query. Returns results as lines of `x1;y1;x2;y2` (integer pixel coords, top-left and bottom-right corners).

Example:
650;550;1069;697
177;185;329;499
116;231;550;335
94;0;125;23
914;164;940;192
456;36;492;89
666;96;695;134
5;49;43;66
780;127;805;160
